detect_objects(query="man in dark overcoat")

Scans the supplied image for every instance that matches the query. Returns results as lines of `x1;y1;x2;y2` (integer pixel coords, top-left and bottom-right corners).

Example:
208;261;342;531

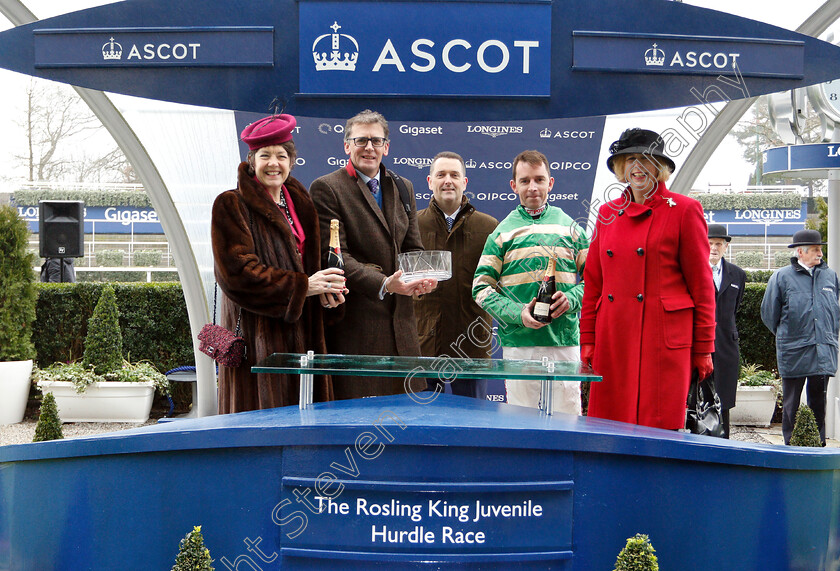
414;151;498;399
707;224;746;438
761;229;840;445
310;110;436;399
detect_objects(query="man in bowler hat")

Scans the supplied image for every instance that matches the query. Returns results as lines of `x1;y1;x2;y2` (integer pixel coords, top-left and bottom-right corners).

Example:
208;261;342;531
708;224;746;437
761;229;840;445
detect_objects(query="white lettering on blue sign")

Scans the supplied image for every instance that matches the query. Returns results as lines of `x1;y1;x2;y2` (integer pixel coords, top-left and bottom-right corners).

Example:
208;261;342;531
373;39;538;74
126;43;200;61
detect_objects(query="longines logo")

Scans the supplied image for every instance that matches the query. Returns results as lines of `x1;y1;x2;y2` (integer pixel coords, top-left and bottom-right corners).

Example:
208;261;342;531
392;157;433;169
312;22;359;71
643;41;741;70
466;125;523;138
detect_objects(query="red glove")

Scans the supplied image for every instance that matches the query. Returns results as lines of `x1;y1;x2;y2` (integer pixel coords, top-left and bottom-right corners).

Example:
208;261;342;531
580;344;595;367
692;353;713;380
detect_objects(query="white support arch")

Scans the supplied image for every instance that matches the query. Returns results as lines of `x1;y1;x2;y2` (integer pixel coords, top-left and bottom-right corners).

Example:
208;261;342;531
0;0;219;416
671;0;840;439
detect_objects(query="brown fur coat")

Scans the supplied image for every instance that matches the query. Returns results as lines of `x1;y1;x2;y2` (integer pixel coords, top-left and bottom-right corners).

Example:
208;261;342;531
211;162;333;413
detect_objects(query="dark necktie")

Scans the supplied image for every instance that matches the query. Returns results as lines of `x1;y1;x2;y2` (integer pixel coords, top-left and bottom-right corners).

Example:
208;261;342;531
446;216;455;231
367;178;379;196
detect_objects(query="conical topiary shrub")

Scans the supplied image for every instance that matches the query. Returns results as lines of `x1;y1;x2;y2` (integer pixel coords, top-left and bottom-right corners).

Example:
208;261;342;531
172;525;213;571
0;205;37;362
790;404;822;447
614;533;659;571
33;392;64;442
82;285;123;375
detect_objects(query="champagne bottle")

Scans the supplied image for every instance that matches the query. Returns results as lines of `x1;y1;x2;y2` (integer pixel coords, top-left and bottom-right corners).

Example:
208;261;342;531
327;219;344;271
531;257;556;324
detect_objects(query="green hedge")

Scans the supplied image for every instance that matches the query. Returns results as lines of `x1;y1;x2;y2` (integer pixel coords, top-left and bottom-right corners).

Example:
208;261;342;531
95;249;125;266
14;189;152;208
34;282;194;373
734;251;763;268
691;192;802;210
134;249;162;267
32;281;779;388
737;282;776;372
745;269;772;283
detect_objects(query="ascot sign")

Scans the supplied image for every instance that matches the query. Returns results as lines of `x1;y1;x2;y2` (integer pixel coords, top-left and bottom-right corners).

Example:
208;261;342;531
2;0;840;120
299;2;551;97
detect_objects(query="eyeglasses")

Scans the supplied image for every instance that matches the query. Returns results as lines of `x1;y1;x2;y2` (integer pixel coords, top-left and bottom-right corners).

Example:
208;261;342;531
348;137;388;148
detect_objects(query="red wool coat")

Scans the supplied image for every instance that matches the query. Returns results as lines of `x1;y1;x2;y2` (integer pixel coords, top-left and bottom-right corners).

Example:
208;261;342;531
580;182;715;429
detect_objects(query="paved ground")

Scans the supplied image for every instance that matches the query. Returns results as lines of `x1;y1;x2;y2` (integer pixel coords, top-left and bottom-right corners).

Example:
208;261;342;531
1;416;837;448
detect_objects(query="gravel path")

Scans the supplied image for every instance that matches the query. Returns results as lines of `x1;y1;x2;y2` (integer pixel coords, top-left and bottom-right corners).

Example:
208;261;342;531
0;418;159;447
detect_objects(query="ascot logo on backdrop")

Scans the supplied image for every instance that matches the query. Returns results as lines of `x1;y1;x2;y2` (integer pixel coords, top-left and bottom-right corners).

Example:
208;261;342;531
572;32;800;78
102;38;122;60
642;41;741;70
644;43;665;67
312;22;358;71
98;35;201;62
299;2;551;97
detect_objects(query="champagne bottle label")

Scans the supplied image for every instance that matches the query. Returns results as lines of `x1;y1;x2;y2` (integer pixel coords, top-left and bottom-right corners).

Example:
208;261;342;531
531;256;556;324
533;301;551;318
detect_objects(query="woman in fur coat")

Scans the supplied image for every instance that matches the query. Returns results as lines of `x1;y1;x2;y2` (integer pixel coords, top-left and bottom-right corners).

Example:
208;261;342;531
211;114;346;413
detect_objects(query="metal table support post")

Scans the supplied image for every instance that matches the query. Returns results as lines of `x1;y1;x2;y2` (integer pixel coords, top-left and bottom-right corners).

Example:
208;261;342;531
299;350;315;410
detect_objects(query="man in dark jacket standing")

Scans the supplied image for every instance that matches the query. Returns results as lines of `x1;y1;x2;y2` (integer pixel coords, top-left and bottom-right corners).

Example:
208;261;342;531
708;224;746;438
310;109;436;399
761;229;840;445
414;152;498;399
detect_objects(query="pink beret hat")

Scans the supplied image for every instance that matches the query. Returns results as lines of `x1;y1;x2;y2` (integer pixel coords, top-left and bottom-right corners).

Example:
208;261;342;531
240;114;297;150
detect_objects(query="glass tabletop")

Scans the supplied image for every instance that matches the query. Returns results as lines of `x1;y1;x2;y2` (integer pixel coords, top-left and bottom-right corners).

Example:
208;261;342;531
253;353;601;381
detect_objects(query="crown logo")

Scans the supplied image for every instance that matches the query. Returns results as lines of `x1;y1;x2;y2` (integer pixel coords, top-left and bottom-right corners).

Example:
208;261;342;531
102;37;122;61
644;43;665;67
465;158;477;169
539;128;552;138
312;22;359;71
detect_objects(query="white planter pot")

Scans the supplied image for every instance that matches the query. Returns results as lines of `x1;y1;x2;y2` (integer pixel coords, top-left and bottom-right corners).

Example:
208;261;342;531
37;380;155;423
0;360;33;425
731;386;777;427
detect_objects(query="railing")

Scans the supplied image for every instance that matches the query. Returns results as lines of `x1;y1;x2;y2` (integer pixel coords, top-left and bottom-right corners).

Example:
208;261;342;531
17;181;145;193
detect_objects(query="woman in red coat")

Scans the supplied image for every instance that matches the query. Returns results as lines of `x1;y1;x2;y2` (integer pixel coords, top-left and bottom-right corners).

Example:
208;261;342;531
211;114;347;413
580;129;715;429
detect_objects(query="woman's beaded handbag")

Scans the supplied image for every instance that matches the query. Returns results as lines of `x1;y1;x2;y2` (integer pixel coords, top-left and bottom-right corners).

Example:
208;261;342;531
198;284;246;367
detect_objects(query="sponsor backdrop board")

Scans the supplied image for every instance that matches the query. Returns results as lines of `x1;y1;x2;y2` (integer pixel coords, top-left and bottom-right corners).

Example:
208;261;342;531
235;114;606;228
235;114;605;401
17;205;163;234
702;202;806;236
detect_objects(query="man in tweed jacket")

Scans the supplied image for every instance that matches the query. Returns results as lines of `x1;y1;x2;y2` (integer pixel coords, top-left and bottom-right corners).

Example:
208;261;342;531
310;110;436;399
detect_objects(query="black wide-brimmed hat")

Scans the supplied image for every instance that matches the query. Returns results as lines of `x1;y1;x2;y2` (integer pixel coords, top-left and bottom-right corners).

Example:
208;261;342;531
606;128;676;174
708;224;731;242
788;229;826;248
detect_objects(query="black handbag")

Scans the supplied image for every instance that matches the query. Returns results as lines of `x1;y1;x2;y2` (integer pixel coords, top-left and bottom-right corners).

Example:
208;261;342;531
685;371;725;438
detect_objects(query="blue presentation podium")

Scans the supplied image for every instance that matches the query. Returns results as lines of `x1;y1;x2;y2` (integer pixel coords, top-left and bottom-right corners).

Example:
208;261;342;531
1;355;839;570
